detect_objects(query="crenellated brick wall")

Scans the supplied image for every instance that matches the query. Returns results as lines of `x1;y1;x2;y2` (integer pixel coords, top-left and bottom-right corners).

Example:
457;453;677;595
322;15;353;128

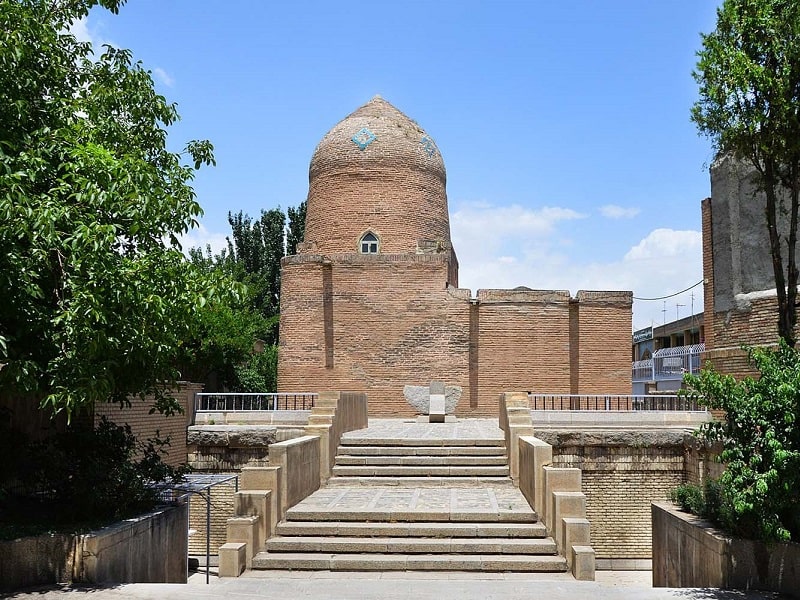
279;253;632;416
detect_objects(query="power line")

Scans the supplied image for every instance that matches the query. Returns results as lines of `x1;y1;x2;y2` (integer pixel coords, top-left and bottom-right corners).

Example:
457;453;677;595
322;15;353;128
633;279;704;301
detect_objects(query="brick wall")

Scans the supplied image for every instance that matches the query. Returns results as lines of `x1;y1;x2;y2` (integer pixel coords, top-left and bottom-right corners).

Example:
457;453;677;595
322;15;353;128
93;382;202;467
573;291;633;394
476;290;572;403
701;195;790;378
279;254;632;416
551;443;685;561
187;478;237;556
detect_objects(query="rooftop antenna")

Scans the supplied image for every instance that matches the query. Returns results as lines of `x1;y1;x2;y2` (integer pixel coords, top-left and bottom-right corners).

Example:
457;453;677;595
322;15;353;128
676;303;685;321
662;300;667;326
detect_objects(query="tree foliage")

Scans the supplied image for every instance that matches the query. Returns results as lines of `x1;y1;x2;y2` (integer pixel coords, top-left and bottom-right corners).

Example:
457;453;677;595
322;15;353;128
2;417;187;538
682;343;800;542
187;202;305;392
692;0;800;346
0;0;227;417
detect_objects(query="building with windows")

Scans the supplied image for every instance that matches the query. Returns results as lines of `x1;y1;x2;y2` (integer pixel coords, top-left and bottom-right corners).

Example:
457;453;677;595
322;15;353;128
631;314;704;395
278;97;633;416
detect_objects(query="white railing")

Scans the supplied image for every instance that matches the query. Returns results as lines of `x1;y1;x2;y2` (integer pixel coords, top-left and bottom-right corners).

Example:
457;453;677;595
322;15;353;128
632;343;705;382
194;392;317;413
529;393;703;411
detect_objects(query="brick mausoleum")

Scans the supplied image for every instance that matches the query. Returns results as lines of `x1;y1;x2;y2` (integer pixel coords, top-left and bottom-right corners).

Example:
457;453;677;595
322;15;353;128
278;96;632;416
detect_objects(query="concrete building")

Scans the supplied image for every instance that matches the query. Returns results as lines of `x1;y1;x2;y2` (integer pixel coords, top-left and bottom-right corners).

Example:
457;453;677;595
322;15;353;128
278;96;632;416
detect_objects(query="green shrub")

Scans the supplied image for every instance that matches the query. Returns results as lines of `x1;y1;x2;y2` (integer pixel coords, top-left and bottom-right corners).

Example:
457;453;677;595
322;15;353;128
1;417;187;539
671;483;706;515
682;341;800;542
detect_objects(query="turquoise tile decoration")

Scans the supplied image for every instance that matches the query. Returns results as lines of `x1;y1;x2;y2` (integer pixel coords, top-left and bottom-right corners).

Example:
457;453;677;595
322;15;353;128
420;135;437;157
352;127;376;150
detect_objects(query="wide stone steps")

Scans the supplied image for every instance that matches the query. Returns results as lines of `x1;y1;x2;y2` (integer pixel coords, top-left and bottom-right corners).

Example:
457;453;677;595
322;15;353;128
275;521;547;538
339;445;506;456
333;438;509;481
251;552;567;572
326;475;514;487
265;535;556;554
330;465;510;477
252;424;568;574
335;455;509;466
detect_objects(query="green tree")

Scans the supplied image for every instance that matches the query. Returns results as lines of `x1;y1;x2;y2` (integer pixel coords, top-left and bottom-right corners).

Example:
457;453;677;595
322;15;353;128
0;0;223;418
286;200;306;256
692;0;800;346
227;209;285;325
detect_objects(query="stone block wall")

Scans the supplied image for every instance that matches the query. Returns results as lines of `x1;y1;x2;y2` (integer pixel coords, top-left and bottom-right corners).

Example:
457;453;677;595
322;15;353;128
186;425;306;472
0;504;188;590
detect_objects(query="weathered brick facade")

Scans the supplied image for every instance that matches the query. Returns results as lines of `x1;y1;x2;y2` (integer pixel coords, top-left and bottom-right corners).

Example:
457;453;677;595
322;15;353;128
701;162;800;377
279;97;632;415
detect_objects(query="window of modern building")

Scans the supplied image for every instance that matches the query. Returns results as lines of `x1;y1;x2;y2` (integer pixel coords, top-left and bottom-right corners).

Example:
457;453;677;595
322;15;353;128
360;232;379;254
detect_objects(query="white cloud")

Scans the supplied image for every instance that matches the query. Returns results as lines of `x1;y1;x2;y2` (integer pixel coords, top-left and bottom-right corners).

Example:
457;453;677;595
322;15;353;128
450;200;703;332
153;67;175;87
68;16;113;52
179;224;229;256
69;16;93;44
600;204;641;219
624;228;700;261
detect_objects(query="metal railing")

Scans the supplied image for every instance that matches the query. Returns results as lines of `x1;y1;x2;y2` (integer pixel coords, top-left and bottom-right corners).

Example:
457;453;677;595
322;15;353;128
632;343;705;382
194;393;317;412
529;393;702;411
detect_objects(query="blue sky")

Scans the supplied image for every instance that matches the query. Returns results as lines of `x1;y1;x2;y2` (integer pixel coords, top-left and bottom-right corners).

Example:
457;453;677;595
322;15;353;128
76;1;721;332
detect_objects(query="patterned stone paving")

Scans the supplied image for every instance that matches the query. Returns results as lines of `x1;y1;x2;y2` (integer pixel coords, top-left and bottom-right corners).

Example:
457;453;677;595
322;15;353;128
288;486;534;519
341;418;504;442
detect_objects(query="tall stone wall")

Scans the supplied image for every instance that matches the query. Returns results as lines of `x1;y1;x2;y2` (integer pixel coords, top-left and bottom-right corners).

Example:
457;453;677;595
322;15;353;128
701;173;797;378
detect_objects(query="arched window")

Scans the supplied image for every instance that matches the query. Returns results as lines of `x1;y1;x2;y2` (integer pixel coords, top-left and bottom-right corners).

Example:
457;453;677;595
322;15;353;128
360;232;379;254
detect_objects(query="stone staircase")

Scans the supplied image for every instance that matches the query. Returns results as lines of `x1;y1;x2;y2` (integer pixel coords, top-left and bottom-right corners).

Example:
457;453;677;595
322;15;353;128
252;425;568;573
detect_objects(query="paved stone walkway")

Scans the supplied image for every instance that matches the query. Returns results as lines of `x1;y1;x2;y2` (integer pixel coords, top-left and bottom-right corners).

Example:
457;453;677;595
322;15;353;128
10;573;784;599
289;486;533;520
340;418;505;442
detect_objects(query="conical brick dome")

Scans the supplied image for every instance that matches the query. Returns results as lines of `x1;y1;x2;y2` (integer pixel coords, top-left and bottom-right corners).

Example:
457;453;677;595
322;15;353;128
303;96;452;255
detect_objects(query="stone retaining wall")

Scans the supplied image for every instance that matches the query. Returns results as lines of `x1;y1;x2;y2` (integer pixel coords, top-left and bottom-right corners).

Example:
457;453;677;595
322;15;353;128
187;425;306;472
652;502;800;596
0;504;188;592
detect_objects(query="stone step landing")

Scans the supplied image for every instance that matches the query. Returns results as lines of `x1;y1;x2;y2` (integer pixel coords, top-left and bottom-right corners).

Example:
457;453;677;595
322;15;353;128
275;521;547;538
326;476;514;487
